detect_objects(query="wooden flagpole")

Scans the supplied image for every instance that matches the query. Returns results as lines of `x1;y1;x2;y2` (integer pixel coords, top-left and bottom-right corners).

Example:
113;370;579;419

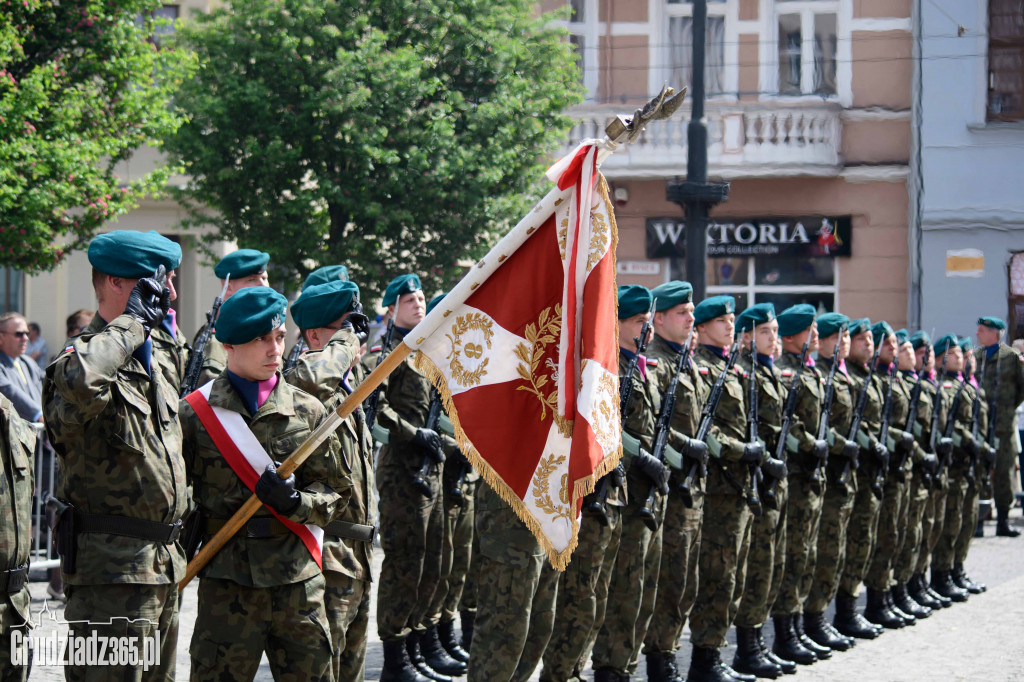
179;342;413;591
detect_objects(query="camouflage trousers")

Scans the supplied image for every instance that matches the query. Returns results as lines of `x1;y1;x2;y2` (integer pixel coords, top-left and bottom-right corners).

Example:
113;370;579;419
435;475;476;624
592;494;667;675
190;575;331;682
0;596;30;682
865;473;910;590
643;487;704;654
736;477;788;628
804;478;855;613
838;467;882;598
913;478;941;575
468;485;559;682
64;583;178;682
325;571;370;682
541;505;622;682
376;456;444;640
894;470;930;584
773;474;824;616
956;476;981;566
933;468;970;571
992;432;1019;512
689;493;754;649
923;473;950;573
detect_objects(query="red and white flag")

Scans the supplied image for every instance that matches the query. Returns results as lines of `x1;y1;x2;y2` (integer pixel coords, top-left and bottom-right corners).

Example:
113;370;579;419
405;142;621;569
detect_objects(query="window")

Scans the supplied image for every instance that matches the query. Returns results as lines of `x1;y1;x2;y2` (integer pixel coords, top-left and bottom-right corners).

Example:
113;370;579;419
0;267;23;314
1010;252;1024;340
773;2;838;96
137;4;179;47
665;1;727;96
988;0;1024;121
567;1;588;90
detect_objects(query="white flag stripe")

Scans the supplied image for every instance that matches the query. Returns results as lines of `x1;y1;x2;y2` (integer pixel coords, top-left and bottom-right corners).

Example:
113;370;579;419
576;360;622;460
521;421;576;552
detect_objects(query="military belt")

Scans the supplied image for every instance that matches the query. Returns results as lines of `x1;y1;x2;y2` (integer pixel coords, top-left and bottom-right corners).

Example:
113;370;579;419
75;510;182;544
0;566;28;594
205;517;377;543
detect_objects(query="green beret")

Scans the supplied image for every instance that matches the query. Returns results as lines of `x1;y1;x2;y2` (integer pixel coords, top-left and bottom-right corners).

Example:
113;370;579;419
382;274;422;307
290;281;360;330
215;287;288;345
777;304;816;337
958;337;973;352
426;293;447;315
978;316;1006;331
909;330;931;350
88;230;182;278
848;317;871;337
816;312;850;338
214;249;269;280
302;265;349;291
870;321;894;347
618;285;653;319
736;303;776;334
651;281;693;312
933;333;958;357
693;295;736;326
895;328;909;345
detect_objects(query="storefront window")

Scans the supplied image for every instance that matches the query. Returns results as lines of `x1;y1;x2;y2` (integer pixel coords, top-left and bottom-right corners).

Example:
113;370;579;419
0;267;23;313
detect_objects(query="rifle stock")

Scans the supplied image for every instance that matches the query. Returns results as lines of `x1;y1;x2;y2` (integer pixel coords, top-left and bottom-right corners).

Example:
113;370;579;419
180;275;230;398
763;341;809;504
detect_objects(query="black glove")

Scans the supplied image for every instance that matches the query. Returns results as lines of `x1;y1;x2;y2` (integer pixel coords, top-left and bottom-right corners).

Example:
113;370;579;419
935;437;954;458
762;456;788;480
896;432;915;455
412;427;445;463
964;435;981;459
610;462;626;487
922;452;939;474
633;450;670;495
741;442;764;464
342;308;371;345
680;436;710;472
811;439;829;461
872;442;890;468
984;443;998;465
254;462;301;516
840;441;860;469
124;277;170;335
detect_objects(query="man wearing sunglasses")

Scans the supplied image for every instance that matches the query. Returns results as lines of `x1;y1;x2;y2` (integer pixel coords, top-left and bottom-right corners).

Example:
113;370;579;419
0;312;44;423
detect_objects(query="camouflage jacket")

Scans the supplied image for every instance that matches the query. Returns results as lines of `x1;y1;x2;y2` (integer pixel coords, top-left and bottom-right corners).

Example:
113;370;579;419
151;321;190;396
192;323;228;388
938;374;975;461
846;361;885;451
0;396;36;622
776;350;822;476
873;365;914;460
739;352;784;457
816;356;856;490
286;328;376;583
619;348;663;507
694;344;749;496
647;334;706;487
975;343;1024;437
915;379;946;452
44;314;189;585
892;371;927;467
179;372;348;588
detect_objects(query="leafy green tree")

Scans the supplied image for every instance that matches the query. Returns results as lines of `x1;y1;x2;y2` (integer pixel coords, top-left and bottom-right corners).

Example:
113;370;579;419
166;0;581;299
0;0;195;271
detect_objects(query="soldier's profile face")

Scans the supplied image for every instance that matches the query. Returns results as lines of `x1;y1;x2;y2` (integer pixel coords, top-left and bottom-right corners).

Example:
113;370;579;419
849;332;872;363
753;318;778;356
618;312;650;350
898;342;915;370
654;302;694;344
700;314;734;348
224;324;287;381
976;325;999;348
393;290;426;329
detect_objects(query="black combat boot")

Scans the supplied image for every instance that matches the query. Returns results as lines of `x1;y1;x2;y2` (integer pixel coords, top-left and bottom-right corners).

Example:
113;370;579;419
593;668;628;682
953;564;986;593
732;627;782;679
406;635;452;682
923;573;953;608
646;652;683;682
436;619;470;663
770;615;816;665
757;626;796;675
885;589;916;626
792;613;832;659
910;573;947;609
931;569;968;603
686;646;735;682
460;609;475;651
802;611;853;651
996;509;1021;537
419;626;468;676
381;637;432;682
893;582;932;619
833;593;880;639
863;588;905;629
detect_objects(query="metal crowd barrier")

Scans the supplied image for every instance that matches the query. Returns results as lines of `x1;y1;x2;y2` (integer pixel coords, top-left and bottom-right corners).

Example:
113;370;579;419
28;422;60;573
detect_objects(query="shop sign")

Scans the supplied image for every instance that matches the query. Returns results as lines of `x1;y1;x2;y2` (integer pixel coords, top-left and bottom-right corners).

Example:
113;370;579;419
646;216;853;258
617;260;661;276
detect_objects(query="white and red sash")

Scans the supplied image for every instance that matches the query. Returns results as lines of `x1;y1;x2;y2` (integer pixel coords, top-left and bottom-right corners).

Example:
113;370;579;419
184;381;324;569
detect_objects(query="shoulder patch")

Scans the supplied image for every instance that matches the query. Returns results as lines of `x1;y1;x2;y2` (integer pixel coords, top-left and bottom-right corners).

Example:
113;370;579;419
943;382;953;389
699;367;710;376
647;358;659;368
781;370;793;377
62;345;75;354
370;345;383;353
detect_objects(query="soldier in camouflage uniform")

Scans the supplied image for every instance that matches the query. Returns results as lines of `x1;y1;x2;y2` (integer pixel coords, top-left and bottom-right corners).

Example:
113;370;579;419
287;279;379;681
803;314;861;651
192;249;271;387
975;316;1024;537
148;267;191;395
365;274;466;682
591;285;669;682
0;396;36;682
44;231;187;682
952;339;988;593
179;287;346;681
640;281;709;682
732;303;793;680
686;295;763;682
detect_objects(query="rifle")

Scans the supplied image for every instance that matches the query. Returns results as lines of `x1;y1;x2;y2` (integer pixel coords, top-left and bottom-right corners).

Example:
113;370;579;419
837;340;883;494
764;341;809;506
640;329;694;526
586;306;654;526
745;339;763;514
812;328;845;487
941;374;968;473
873;362;896;497
898;372;925;474
966;364;983;482
283;338;307;373
410;388;444;497
920;351;949;488
180;275;230;398
363;318;396;432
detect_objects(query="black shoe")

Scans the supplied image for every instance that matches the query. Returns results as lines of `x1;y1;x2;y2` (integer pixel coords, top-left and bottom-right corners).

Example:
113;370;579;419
687;647;736;682
647;652;683;682
594;669;628;682
436;619;470;663
732;627;783;679
719;663;756;682
908;574;943;610
460;609;475;651
802;611;852;652
953;564;986;594
833;594;880;640
757;627;796;675
893;582;932;619
381;637;432;682
770;615;816;665
419;626;468;676
931;570;969;603
996;509;1021;537
407;635;452;682
792;613;831;660
921;573;953;608
885;589;916;626
864;588;905;629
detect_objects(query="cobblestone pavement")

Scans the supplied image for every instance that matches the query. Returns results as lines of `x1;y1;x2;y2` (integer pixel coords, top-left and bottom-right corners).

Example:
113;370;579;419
22;514;1024;681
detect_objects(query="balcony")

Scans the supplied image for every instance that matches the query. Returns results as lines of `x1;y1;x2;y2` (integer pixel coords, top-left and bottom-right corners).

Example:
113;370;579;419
564;103;843;180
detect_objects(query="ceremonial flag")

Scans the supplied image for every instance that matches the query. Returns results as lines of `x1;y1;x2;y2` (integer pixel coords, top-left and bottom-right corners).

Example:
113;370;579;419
406;142;622;569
